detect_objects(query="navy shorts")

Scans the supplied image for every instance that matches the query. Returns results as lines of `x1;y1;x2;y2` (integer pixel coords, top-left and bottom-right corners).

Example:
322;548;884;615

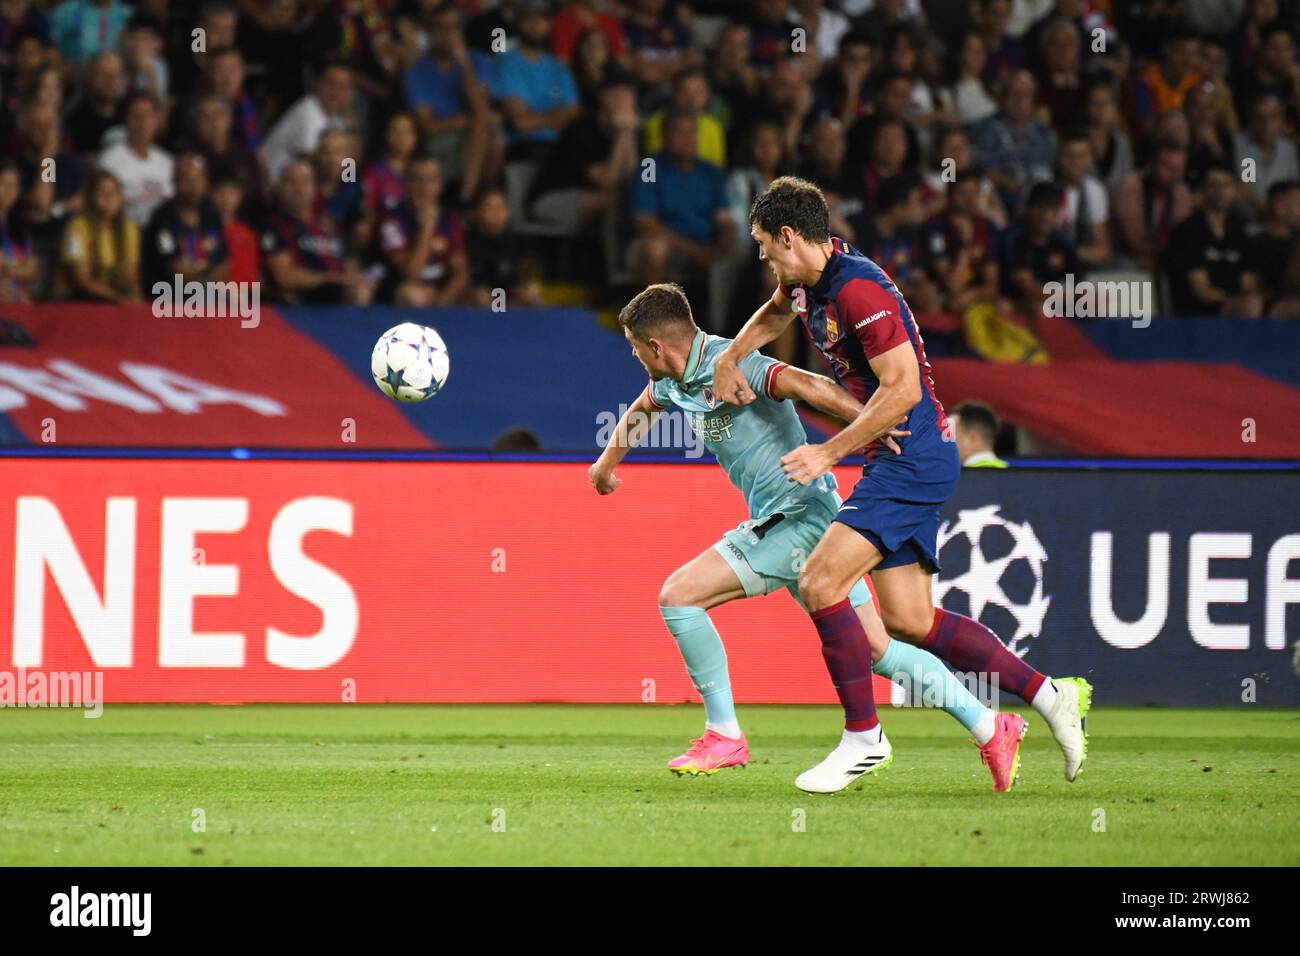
832;444;960;573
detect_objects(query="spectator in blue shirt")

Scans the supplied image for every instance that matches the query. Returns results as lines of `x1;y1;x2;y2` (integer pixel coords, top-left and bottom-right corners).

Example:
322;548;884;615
970;70;1057;215
496;3;580;161
630;110;733;287
50;0;133;65
403;1;500;203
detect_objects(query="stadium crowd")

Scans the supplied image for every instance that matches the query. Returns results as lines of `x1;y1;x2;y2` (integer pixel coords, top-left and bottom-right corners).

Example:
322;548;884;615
0;0;1298;343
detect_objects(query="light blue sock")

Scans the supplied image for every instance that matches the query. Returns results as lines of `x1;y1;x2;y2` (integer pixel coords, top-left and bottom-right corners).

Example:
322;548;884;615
873;638;992;739
659;605;738;731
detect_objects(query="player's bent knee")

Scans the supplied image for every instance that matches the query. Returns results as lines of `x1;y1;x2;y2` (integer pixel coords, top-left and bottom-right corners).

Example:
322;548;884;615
797;565;847;613
658;572;701;609
882;606;934;643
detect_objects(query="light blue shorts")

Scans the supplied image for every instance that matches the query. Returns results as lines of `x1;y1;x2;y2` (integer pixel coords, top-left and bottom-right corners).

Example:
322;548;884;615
713;494;874;612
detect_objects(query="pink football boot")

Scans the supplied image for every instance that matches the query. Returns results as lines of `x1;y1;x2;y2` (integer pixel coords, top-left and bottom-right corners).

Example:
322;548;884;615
667;729;749;775
978;712;1028;793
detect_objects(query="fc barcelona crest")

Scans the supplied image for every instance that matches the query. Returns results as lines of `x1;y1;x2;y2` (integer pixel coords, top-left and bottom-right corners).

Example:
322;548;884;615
825;313;840;343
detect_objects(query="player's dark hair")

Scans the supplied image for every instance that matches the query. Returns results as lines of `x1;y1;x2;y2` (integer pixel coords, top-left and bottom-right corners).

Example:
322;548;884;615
953;400;999;443
749;175;830;243
619;283;697;341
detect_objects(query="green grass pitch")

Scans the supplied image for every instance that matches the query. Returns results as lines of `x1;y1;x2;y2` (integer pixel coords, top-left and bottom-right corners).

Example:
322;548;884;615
1;704;1296;866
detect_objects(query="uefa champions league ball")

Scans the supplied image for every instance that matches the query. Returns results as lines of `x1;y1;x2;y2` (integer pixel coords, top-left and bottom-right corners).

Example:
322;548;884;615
371;323;450;402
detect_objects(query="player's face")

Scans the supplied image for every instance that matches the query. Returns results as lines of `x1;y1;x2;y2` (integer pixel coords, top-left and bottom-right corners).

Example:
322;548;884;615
625;328;669;379
752;225;797;284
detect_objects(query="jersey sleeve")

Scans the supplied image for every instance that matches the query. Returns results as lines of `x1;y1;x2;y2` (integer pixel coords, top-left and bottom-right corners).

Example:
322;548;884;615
646;378;671;409
738;350;789;400
837;276;910;359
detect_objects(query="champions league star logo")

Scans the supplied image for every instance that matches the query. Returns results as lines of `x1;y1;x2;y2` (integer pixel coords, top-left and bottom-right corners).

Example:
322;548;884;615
933;505;1051;658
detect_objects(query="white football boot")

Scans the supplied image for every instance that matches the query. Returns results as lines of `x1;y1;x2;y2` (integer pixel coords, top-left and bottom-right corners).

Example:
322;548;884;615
794;729;893;793
1040;677;1093;781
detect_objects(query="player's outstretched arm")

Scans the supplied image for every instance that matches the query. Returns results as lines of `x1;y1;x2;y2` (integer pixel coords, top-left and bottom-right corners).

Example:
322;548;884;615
780;343;921;484
589;386;661;495
714;288;798;405
771;365;910;455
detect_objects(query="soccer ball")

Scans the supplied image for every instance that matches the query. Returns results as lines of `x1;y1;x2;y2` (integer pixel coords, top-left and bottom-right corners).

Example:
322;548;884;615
371;323;450;402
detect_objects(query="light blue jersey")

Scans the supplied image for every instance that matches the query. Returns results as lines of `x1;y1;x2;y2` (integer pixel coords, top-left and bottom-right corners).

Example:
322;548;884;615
648;330;838;520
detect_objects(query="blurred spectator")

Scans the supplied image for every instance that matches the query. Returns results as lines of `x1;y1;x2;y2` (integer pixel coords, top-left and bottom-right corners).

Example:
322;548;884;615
1111;141;1193;272
884;24;941;133
210;170;259;287
66;50;126;155
976;0;1022;87
531;79;639;234
16;103;85;224
1165;163;1263;317
1234;94;1300;210
49;0;132;64
749;0;794;69
798;115;861;237
790;0;850;65
55;169;140;303
729;120;788;253
938;31;999;126
572;25;634;110
313;128;364;242
1131;27;1201;132
949;400;1007;467
376;156;466;307
262;158;373;305
847;72;921;166
853;0;922;40
362;111;419;238
141;154;228;289
2;35;60;130
1034;19;1093;134
497;3;580;161
922;125;1006;226
263;62;359;185
464;186;542;308
763;54;817;159
922;174;1001;314
1250;179;1300;316
971;69;1056;211
1184;81;1236;186
186;94;262;209
1053;131;1111;268
403;2;499;202
1233;23;1300;129
856;173;941;313
815;29;875;128
644;68;727;168
710;23;764;154
205;47;262;155
999;180;1079;318
622;0;696;89
0;161;36;302
98;91;174;226
170;2;238;97
630;109;732;287
0;1;51;51
1084;81;1134;191
121;14;168;106
860;117;916;211
551;1;625;63
303;0;402;104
